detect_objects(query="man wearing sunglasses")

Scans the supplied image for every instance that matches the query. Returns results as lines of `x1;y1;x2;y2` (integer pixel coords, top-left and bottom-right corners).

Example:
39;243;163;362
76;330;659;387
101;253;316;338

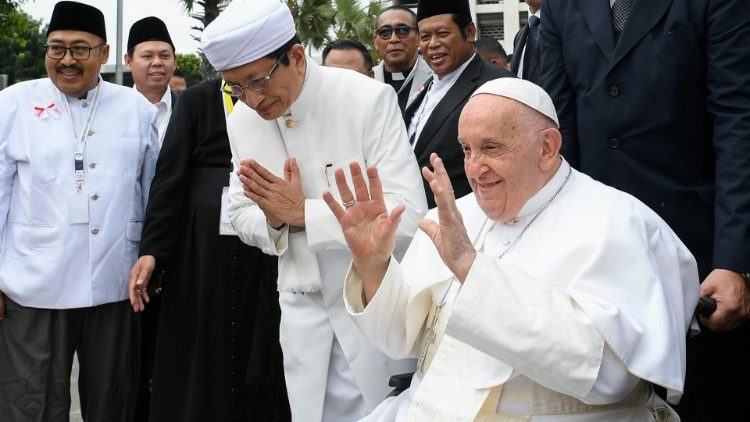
372;6;432;113
0;2;158;420
199;0;428;420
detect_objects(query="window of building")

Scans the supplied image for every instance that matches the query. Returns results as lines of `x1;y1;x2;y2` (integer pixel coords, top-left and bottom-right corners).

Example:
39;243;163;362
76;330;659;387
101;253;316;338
477;13;504;40
519;11;529;28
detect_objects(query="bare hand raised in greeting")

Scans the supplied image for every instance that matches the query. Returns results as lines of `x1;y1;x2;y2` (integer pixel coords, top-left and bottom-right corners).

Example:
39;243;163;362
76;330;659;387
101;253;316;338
323;162;405;302
419;153;476;283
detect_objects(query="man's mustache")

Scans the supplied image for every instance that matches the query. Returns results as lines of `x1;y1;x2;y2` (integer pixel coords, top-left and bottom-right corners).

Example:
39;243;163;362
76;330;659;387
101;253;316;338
56;65;83;73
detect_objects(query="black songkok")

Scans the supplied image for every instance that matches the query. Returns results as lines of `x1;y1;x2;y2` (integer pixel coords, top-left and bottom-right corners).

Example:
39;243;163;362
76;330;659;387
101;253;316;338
416;0;471;22
47;1;107;42
127;17;175;53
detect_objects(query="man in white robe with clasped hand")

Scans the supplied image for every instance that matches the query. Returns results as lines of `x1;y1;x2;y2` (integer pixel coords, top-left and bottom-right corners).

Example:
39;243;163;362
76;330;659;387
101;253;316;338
196;0;428;420
324;78;700;421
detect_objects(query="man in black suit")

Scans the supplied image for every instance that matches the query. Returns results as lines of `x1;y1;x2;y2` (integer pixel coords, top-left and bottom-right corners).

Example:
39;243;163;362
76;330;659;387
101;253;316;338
125;17;178;146
406;0;512;208
540;1;750;420
125;16;179;421
510;0;541;83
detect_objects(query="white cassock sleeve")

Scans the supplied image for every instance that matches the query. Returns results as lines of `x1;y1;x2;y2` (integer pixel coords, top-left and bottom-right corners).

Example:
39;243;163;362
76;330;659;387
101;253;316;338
225;104;289;256
347;190;698;405
445;196;699;403
345;257;433;360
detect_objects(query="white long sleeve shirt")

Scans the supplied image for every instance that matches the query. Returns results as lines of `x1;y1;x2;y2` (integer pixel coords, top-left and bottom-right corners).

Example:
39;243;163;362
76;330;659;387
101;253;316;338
0;78;159;308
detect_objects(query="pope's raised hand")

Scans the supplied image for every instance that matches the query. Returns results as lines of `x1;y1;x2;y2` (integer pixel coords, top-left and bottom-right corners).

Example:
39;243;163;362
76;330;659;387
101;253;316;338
419;153;476;283
323;162;404;297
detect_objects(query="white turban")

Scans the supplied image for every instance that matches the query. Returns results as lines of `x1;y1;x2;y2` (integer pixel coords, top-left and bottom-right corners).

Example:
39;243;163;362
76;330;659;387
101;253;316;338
201;0;297;71
471;78;560;128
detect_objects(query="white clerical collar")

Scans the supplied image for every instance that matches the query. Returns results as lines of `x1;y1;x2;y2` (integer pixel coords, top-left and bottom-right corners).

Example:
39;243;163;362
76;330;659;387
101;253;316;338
390;71;406;81
513;157;571;220
434;53;476;86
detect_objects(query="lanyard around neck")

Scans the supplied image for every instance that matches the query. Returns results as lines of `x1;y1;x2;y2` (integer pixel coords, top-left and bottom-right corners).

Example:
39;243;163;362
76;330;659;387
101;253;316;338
60;79;103;192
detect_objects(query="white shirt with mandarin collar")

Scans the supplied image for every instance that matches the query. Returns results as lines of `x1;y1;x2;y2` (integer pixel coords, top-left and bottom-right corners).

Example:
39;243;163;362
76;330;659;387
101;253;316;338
0;77;159;309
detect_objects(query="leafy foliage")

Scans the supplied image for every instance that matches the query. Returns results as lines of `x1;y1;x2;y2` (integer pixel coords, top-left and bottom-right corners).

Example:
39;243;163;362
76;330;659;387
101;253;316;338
176;53;202;86
286;0;382;61
177;0;231;80
174;0;385;80
331;0;382;64
286;0;336;51
0;5;47;85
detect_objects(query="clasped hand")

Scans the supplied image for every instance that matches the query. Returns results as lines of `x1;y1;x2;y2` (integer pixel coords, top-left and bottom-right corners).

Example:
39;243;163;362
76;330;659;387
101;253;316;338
238;157;306;228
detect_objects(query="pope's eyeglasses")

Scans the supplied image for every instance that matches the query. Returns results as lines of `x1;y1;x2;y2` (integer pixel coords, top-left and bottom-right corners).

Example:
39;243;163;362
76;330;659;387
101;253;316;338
220;53;285;97
45;43;105;60
375;25;418;40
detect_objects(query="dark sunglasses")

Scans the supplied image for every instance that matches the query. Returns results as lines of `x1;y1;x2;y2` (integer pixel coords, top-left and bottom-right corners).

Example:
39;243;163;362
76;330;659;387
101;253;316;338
375;25;418;40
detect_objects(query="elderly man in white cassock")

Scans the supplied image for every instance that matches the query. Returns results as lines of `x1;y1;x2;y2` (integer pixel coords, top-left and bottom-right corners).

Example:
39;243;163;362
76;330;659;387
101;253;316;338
199;0;428;420
323;78;701;421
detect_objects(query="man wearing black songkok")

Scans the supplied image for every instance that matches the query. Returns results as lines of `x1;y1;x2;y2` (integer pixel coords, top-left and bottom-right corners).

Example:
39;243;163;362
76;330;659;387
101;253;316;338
404;0;513;208
126;17;178;145
0;2;159;421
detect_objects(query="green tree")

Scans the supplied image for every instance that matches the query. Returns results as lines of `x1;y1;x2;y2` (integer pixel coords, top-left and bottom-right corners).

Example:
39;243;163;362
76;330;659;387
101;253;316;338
178;0;231;80
176;53;202;86
286;0;382;60
0;6;46;85
331;0;382;63
286;0;336;51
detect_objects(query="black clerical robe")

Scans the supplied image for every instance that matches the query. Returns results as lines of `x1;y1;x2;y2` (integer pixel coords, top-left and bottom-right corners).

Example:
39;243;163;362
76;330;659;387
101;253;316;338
138;79;289;422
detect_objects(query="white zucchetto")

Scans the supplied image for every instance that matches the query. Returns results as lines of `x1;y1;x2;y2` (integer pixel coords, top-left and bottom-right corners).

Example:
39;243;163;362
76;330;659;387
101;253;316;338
201;0;296;71
472;78;560;128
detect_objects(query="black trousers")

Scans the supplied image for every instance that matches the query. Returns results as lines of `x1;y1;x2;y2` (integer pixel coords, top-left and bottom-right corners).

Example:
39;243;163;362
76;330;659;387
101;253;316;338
0;297;139;422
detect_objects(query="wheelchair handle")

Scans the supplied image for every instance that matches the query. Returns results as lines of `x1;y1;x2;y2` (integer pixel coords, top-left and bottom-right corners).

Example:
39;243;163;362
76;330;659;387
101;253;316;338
695;297;717;317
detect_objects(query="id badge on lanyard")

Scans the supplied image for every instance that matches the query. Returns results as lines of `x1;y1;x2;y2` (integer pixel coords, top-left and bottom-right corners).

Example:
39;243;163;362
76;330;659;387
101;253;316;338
61;81;102;224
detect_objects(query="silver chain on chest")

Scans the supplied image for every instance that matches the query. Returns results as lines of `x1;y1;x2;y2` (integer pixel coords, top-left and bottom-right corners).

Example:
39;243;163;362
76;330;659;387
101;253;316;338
416;165;573;375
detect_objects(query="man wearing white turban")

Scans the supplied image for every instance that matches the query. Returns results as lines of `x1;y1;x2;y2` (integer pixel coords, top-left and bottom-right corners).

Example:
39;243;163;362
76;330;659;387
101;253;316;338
197;0;428;420
324;78;701;421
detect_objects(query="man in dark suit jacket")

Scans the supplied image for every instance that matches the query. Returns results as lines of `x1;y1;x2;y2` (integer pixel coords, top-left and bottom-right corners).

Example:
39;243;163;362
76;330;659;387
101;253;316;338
510;0;541;84
540;1;750;419
406;0;512;208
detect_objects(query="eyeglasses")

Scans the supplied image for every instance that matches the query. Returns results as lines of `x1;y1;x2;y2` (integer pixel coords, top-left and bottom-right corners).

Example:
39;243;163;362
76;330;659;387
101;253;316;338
220;53;285;97
375;25;418;40
44;43;105;60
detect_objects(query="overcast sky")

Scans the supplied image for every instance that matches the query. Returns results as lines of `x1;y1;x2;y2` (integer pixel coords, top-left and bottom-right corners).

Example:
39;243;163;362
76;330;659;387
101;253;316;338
22;0;202;63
